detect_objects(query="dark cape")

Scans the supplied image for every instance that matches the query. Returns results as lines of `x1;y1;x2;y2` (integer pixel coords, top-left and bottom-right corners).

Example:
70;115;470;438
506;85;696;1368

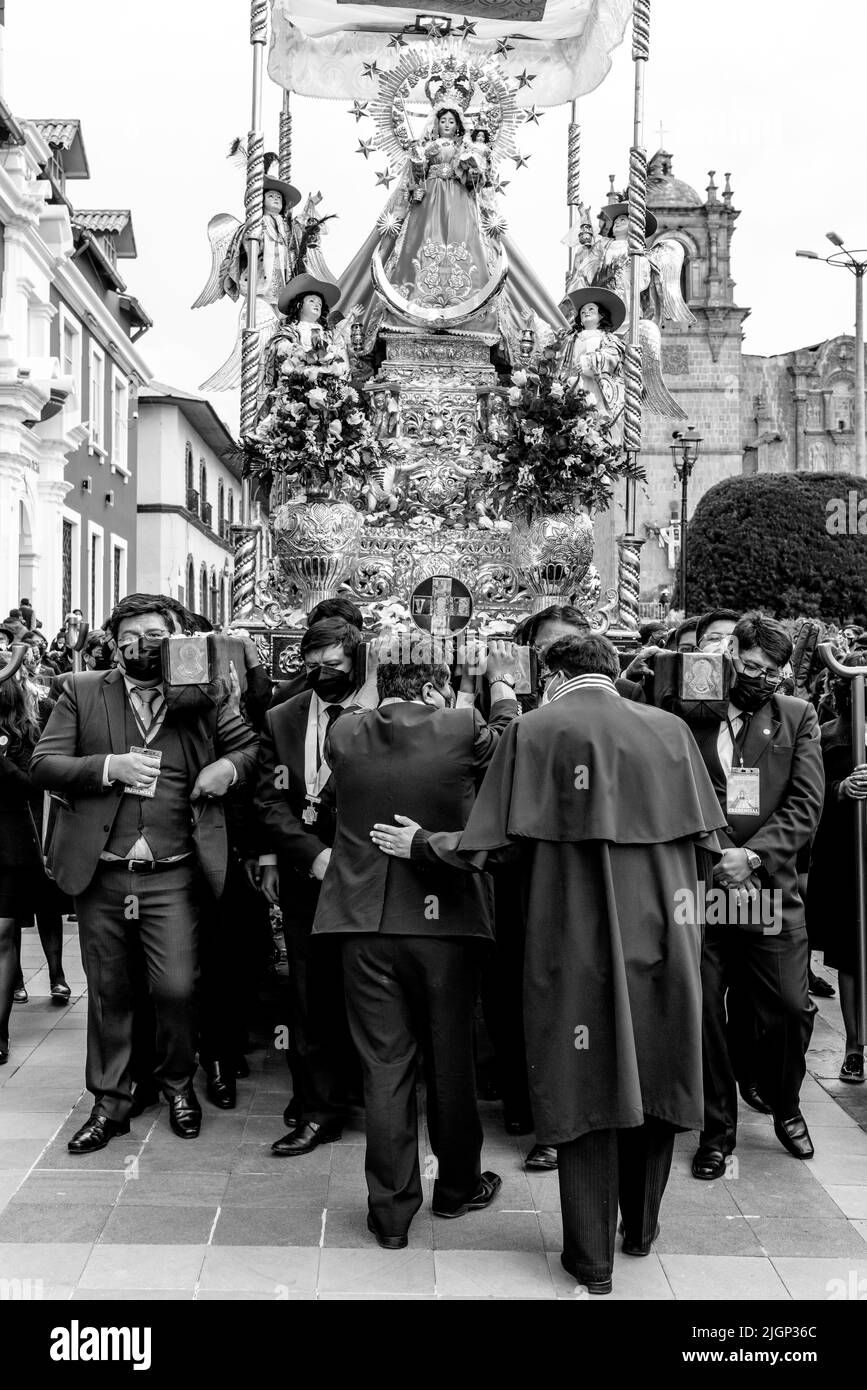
413;691;727;1145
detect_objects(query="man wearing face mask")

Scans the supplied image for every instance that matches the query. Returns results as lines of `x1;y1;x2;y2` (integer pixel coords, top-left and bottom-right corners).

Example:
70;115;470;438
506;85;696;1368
29;594;259;1153
685;613;824;1179
255;617;375;1155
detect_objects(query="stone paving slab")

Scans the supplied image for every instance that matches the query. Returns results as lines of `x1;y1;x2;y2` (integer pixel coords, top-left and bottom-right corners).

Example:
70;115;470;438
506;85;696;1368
1;934;866;1299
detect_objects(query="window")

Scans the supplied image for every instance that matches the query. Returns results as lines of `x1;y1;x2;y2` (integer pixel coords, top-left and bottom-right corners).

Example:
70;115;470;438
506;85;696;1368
220;576;228;626
87;522;104;628
110;535;128;608
59;307;82;417
185;443;194;491
199;462;207;504
228;489;234;526
199;564;207;618
88;344;106;453
218;480;225;531
209;570;218;624
62;520;73;618
186;557;195;610
111;370;129;473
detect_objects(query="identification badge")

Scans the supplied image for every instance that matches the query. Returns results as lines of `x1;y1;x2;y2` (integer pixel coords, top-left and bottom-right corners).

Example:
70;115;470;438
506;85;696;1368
123;746;162;799
726;765;760;817
301;794;320;826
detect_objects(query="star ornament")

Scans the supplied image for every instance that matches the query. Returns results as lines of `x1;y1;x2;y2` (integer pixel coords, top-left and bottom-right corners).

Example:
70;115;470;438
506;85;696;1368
356;138;375;160
375;168;396;189
455;17;477;39
523;105;544;125
494;37;515;57
387;33;407;49
361;61;379;80
349;100;369;122
513;69;536;90
511;151;531;170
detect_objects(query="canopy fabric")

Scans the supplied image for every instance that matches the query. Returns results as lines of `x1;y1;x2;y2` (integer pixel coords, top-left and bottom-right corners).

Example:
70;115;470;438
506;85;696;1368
269;0;632;106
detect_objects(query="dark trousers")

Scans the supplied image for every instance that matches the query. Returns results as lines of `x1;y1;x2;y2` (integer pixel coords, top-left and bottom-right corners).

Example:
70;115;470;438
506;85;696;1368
480;867;532;1121
558;1116;677;1283
199;862;270;1066
700;923;816;1152
75;861;200;1121
280;874;356;1127
341;934;484;1236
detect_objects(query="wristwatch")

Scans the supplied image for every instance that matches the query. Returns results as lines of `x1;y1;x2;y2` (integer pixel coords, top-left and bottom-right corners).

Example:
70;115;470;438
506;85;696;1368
744;850;762;872
491;673;516;688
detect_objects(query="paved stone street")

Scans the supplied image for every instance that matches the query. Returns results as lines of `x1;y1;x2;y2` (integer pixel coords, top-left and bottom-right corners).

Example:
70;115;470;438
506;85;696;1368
1;921;866;1301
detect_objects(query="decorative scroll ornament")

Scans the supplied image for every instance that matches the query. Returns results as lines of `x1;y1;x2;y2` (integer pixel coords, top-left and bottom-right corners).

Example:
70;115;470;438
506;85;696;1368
509;507;595;612
371;239;508;330
272;499;364;606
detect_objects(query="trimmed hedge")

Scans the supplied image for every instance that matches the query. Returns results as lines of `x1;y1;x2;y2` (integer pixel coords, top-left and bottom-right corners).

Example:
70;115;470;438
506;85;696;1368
680;471;867;622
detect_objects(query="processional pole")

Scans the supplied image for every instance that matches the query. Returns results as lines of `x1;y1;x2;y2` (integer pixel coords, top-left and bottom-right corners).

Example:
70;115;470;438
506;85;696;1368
819;643;867;1040
280;90;292;182
231;0;268;621
616;0;650;632
566;100;580;276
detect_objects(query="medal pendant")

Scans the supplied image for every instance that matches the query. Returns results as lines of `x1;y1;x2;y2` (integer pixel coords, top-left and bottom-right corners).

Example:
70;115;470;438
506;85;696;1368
302;797;320;826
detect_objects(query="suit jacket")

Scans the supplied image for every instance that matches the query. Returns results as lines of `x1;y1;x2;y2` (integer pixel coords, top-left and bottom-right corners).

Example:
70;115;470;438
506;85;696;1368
689;693;824;932
29;669;259;898
254;689;338;874
312;699;518;939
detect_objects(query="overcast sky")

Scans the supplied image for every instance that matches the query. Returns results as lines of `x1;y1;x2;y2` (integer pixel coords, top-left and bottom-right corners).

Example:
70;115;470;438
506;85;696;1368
5;0;864;436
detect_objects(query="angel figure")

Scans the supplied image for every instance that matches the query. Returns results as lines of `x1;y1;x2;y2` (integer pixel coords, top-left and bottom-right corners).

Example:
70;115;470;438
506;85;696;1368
559;204;604;310
557;288;626;445
191;153;301;391
256;273;350;424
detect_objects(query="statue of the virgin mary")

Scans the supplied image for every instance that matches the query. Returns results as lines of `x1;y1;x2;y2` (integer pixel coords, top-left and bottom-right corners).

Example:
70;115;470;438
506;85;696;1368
336;57;568;360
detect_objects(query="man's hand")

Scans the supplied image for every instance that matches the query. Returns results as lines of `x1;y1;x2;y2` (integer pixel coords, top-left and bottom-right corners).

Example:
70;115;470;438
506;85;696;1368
243;858;262;892
191;757;236;802
260;864;280;903
841;764;867;800
485;639;518;685
310;848;332;881
370;814;421;860
713;846;755;886
107;752;160;788
226;661;243;716
624;645;662;681
234;632;263;671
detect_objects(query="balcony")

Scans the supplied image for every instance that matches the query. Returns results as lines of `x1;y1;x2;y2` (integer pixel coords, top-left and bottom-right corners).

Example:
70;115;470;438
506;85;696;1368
200;500;213;529
185;487;199;515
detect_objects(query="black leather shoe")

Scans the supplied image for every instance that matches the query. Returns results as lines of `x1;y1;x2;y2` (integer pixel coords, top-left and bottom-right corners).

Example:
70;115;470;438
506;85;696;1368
692;1146;728;1180
366;1213;408;1250
433;1170;502;1218
129;1084;161;1118
524;1144;558;1171
560;1254;612;1294
739;1081;772;1115
167;1087;202;1139
271;1120;342;1157
203;1061;236;1110
0;1036;8;1066
68;1112;130;1154
619;1221;660;1256
808;970;835;998
773;1111;814;1159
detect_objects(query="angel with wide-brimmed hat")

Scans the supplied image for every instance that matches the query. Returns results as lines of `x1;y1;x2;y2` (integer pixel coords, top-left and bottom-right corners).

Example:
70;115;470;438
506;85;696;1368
557;287;627;445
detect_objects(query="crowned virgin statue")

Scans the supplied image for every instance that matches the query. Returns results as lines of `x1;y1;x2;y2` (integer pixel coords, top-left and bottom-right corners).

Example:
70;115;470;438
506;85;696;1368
336;58;568;361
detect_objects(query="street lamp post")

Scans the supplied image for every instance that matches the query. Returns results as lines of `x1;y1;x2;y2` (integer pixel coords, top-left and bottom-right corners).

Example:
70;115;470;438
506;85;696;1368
796;234;867;474
670;426;702;612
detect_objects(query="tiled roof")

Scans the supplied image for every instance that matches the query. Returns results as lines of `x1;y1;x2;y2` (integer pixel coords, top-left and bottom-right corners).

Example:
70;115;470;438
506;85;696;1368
31;119;80;148
72;209;131;235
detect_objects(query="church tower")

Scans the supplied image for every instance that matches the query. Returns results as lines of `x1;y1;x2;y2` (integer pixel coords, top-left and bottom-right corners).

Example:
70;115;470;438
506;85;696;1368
594;151;750;604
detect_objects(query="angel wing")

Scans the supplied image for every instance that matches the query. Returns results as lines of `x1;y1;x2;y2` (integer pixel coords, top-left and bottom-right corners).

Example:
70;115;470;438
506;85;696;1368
647;240;696;325
638;319;687;419
191;213;242;309
199;297;278;393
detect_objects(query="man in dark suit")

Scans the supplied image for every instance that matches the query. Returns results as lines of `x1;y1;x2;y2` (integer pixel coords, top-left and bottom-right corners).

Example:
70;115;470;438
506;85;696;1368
312;644;519;1248
255;617;375;1156
686;613;824;1179
30;594;258;1153
268;598;365;711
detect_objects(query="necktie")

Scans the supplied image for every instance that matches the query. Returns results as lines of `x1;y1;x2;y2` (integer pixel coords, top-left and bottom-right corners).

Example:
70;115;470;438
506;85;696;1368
134;687;160;732
316;705;343;771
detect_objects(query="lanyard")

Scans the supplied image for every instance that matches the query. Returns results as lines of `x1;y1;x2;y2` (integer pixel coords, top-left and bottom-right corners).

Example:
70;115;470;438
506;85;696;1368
724;712;751;770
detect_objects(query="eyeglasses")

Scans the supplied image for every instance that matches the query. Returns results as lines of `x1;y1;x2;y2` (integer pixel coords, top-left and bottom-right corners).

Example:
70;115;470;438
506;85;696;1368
736;658;782;685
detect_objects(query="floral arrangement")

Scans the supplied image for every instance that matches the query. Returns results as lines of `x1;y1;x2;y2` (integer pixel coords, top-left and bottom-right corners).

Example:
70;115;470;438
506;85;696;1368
480;347;644;520
248;337;394;502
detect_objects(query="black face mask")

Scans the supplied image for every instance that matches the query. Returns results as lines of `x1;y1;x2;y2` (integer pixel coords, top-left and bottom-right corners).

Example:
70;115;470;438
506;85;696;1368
305;665;355;702
730;671;776;714
120;636;164;683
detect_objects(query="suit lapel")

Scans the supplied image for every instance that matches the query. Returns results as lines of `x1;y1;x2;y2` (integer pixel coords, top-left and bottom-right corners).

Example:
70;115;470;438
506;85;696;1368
740;706;780;768
101;669;128;754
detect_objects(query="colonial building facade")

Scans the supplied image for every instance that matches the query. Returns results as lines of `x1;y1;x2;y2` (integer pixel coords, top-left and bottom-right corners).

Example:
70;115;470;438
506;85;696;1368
137;383;244;625
0;107;150;635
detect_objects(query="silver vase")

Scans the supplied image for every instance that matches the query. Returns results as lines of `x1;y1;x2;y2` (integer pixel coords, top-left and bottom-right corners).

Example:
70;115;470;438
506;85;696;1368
271;499;364;608
509;507;595;614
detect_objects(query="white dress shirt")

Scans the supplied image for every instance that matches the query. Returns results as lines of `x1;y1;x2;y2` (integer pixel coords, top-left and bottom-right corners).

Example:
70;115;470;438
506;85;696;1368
716;703;745;780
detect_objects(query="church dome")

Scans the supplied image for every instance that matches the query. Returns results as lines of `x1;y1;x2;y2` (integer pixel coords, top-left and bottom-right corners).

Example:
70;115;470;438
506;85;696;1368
647;150;702;207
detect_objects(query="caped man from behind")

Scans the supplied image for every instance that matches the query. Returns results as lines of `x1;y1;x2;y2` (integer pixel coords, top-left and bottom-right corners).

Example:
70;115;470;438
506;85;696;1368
30;594;258;1153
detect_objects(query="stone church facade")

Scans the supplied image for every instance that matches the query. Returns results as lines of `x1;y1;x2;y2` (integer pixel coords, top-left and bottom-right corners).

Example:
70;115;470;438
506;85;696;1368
590;150;865;606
